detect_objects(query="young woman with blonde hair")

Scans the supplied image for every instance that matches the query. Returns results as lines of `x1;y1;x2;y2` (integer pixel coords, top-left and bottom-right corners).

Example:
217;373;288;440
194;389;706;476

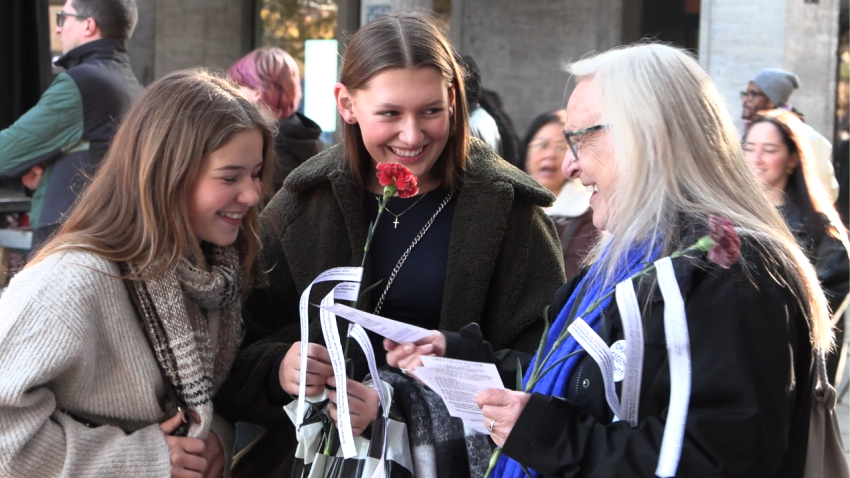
388;43;832;477
0;69;274;478
215;10;564;477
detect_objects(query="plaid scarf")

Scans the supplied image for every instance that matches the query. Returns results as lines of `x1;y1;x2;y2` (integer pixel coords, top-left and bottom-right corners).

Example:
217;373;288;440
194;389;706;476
379;370;493;478
122;245;243;439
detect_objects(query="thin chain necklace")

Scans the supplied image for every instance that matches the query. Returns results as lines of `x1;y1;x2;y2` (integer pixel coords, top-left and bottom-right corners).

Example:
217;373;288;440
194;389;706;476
375;190;430;229
373;190;454;315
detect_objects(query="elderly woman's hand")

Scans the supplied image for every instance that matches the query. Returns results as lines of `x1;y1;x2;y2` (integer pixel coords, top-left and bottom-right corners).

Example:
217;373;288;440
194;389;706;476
384;331;446;370
477;389;531;447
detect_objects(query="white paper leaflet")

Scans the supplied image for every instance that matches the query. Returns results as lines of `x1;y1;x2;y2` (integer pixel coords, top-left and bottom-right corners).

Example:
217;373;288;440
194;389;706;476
567;318;621;420
615;278;644;427
413;356;504;435
320;303;433;344
295;267;362;428
654;257;691;478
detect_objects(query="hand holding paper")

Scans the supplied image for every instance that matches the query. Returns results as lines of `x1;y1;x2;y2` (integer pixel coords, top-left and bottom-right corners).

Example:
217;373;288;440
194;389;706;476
384;332;446;369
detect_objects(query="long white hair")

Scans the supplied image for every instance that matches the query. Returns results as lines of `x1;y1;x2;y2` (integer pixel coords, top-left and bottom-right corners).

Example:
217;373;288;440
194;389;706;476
568;43;832;351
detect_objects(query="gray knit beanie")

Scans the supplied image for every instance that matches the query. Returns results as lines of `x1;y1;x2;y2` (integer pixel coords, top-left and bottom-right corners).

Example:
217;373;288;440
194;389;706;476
751;68;800;106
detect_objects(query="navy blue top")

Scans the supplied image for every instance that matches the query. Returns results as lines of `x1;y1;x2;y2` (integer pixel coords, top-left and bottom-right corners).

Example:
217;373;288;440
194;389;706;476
364;188;456;367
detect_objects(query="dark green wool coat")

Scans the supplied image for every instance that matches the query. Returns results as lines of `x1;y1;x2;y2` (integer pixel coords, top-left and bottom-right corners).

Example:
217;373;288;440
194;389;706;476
216;138;566;477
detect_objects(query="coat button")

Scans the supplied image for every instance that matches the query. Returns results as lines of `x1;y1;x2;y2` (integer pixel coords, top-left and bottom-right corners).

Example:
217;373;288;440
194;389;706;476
582;378;590;388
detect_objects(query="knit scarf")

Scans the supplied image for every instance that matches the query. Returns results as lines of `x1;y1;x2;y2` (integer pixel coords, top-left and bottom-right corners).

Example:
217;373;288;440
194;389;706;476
493;242;657;478
378;370;492;478
122;245;243;439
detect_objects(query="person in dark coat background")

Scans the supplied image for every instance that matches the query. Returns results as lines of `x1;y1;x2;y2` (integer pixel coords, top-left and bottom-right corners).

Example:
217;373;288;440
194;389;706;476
744;109;850;385
0;0;142;251
229;47;323;192
521;110;596;279
385;43;832;478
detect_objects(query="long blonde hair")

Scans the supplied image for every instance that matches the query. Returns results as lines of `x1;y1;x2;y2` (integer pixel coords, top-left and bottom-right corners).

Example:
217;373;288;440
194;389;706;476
30;69;276;290
568;43;832;351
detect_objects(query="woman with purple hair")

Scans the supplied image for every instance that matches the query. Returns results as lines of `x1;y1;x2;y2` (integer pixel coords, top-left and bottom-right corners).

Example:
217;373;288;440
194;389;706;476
229;47;323;191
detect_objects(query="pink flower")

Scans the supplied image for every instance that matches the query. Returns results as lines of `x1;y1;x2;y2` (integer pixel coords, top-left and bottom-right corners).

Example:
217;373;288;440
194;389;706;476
707;216;741;269
376;163;419;198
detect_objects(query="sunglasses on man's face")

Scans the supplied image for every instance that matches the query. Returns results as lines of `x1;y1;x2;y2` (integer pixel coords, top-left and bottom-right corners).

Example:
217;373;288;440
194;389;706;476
56;11;88;27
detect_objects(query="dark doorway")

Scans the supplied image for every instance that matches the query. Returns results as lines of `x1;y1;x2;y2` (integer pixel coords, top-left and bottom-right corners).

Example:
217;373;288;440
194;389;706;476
0;0;51;130
640;0;700;51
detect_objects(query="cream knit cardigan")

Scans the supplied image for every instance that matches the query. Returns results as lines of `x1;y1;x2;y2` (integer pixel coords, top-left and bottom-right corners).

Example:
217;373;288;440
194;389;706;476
0;250;235;477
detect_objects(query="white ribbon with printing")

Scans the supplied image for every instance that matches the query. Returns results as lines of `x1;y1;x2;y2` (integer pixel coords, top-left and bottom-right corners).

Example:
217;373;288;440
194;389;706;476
615;278;644;427
295;267;363;429
567;318;621;420
567;264;689;477
297;267;393;476
654;256;691;478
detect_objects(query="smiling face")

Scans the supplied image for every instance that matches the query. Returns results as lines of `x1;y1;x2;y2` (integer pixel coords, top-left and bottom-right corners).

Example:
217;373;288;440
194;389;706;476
562;79;617;231
335;67;454;193
187;128;264;246
526;122;569;194
743;121;797;194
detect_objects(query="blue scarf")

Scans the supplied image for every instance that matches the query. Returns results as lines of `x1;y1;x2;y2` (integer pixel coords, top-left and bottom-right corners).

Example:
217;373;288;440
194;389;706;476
493;243;657;478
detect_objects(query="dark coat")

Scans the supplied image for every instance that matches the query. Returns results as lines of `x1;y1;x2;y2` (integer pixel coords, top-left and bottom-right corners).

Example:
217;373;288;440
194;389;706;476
779;202;849;383
216;138;566;477
447;242;814;477
272;112;323;192
550;210;596;280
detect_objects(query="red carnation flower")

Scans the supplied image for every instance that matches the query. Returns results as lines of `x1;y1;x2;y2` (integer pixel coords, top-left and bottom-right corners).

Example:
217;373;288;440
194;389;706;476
376;163;419;198
707;216;741;269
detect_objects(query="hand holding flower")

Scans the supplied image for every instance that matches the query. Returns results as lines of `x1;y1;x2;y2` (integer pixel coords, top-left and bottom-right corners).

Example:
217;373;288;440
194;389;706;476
384;331;446;370
477;389;531;447
327;376;381;437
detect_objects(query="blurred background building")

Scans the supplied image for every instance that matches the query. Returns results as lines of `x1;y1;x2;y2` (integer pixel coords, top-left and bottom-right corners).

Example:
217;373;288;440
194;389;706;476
4;0;847;145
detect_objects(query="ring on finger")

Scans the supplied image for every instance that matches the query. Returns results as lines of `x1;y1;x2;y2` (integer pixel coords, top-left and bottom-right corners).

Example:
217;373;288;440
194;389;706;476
488;419;496;433
399;368;409;376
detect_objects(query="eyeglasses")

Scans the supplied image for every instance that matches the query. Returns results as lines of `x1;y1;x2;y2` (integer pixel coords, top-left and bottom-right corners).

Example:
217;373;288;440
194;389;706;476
564;124;607;161
528;139;568;154
56;11;89;27
740;90;767;101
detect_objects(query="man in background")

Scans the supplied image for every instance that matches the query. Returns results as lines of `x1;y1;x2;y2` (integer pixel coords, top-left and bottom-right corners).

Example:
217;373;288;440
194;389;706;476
742;68;839;203
0;0;141;250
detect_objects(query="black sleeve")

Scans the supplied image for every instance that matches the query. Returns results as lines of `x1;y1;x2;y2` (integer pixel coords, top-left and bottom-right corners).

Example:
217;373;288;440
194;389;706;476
214;201;302;427
443;281;577;389
501;262;807;477
815;234;850;315
444;323;532;390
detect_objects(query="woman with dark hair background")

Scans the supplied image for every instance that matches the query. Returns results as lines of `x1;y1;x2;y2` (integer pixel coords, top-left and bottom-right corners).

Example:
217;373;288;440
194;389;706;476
522;110;596;278
460;54;522;169
744;109;850;385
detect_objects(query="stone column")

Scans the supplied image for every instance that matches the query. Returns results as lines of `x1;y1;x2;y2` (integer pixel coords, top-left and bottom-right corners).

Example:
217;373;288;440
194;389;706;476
127;0;254;84
451;0;625;137
699;0;840;137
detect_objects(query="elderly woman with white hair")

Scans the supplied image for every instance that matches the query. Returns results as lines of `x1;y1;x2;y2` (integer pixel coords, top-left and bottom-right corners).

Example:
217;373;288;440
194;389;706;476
384;43;832;477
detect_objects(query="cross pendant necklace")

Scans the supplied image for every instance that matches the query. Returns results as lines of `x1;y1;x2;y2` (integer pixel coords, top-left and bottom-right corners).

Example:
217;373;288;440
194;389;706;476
378;190;431;230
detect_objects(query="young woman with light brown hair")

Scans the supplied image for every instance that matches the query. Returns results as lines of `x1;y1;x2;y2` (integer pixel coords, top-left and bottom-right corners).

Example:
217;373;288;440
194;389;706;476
0;69;274;478
215;10;564;477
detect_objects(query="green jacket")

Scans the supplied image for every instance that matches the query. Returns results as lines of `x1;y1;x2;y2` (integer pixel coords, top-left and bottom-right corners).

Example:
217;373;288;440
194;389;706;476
0;39;141;228
216;139;566;477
